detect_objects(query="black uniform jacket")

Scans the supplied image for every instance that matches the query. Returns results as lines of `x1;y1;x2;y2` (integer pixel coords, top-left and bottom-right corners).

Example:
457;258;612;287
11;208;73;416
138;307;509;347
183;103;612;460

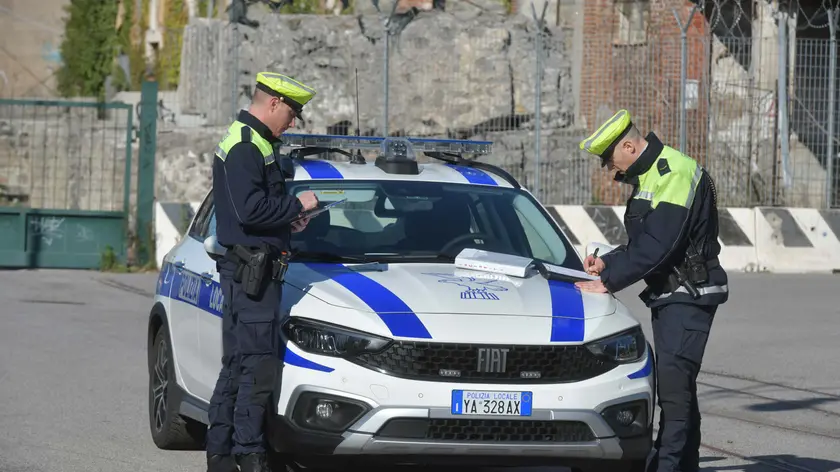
212;110;303;254
598;132;729;308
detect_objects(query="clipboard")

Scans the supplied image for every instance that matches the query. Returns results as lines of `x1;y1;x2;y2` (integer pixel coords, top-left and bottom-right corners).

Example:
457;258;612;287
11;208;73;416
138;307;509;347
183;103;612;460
292;198;347;223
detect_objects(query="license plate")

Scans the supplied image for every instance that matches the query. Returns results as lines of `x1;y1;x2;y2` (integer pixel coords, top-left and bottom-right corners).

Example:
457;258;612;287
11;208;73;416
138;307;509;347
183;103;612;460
450;390;533;416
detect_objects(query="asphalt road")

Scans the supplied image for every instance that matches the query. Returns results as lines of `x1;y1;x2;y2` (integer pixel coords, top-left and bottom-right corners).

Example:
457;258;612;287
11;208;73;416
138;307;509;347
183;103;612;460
0;269;838;472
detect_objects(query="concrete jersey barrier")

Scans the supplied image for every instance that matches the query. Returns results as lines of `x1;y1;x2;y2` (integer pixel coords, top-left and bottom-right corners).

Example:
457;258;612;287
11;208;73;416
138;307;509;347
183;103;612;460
154;202;840;274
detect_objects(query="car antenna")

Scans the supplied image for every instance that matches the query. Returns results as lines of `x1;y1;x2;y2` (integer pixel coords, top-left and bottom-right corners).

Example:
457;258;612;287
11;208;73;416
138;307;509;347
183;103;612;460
349;67;366;165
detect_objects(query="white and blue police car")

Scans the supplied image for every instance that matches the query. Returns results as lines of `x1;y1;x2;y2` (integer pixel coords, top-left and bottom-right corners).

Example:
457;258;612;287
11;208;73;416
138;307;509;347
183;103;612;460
147;135;655;472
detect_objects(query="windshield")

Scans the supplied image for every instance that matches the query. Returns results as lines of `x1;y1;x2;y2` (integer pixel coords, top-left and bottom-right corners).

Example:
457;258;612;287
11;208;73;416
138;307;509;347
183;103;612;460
288;180;583;271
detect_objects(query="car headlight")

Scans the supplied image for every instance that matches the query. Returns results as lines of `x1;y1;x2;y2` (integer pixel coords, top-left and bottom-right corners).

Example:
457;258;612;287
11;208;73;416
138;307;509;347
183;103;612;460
585;326;646;363
282;317;392;357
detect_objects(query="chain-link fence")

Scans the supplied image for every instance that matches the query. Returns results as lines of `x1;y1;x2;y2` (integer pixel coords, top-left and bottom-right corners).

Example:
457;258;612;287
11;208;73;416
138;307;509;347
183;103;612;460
0;100;133;212
173;0;840;208
572;0;840;209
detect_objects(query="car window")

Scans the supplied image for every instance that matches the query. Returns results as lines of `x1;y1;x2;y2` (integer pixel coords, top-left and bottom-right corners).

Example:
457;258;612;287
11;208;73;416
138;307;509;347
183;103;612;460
189;191;214;240
206;211;217;238
288;180;582;270
512;194;564;263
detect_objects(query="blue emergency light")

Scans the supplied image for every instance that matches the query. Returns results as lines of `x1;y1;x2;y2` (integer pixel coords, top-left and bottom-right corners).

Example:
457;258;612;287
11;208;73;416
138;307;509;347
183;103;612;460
279;133;493;155
278;133;496;176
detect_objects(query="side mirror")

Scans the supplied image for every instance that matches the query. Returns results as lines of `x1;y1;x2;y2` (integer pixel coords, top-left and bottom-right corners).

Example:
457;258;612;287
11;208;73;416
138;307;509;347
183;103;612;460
204;235;227;261
278;155;296;180
585;241;617;258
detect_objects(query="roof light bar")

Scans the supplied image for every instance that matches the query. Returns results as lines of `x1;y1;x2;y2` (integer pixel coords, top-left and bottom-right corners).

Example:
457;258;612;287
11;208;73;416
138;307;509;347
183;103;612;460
279;133;493;155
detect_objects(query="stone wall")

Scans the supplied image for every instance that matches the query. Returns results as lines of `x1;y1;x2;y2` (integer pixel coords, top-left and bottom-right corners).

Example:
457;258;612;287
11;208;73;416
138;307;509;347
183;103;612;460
169;5;585;203
0;3;586;211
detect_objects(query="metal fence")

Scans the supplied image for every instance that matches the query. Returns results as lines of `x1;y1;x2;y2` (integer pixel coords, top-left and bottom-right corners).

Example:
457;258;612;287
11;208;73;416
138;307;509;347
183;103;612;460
573;3;840;210
175;1;840;208
0;99;134;212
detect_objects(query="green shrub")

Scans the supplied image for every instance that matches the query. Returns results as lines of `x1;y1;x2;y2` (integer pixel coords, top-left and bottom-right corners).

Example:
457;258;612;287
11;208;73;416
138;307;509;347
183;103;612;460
56;0;122;99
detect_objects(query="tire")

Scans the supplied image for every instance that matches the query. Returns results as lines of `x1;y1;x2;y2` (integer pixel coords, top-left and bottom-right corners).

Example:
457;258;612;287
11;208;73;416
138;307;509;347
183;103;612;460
573;459;646;472
627;458;647;472
148;324;206;450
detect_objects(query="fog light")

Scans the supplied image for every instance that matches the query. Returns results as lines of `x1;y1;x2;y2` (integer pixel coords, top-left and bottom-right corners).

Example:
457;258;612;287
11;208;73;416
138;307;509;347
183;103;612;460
600;400;648;438
315;401;335;419
291;392;369;434
615;409;636;426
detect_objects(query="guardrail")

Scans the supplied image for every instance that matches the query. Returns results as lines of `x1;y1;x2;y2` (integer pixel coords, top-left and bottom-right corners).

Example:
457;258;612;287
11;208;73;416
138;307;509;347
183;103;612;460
153;202;840;274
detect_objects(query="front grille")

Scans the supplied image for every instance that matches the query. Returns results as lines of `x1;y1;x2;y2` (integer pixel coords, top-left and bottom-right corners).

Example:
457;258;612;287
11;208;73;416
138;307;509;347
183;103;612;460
376;418;596;443
351;341;616;383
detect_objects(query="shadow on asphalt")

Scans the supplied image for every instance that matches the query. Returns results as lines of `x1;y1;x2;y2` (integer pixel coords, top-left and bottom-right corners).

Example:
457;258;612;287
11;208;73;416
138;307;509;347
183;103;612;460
700;454;840;471
746;397;840;413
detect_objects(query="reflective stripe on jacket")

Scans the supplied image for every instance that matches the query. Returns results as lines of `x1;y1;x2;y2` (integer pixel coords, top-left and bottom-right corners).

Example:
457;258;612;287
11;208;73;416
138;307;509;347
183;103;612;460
599;132;728;307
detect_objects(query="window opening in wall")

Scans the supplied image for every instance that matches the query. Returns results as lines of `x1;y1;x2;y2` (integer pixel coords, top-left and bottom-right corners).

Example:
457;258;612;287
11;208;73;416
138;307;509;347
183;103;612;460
614;0;650;46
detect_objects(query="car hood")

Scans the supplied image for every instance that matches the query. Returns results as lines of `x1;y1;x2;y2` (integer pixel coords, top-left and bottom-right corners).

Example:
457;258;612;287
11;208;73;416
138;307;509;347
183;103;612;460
284;262;617;320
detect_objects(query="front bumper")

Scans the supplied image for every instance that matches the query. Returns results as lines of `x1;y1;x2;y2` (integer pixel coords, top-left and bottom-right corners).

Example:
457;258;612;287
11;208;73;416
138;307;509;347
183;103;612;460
269;344;655;465
269;387;652;465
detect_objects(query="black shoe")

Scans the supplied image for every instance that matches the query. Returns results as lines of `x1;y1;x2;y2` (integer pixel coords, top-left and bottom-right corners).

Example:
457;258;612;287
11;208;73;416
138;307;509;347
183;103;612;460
237;453;270;472
207;454;238;472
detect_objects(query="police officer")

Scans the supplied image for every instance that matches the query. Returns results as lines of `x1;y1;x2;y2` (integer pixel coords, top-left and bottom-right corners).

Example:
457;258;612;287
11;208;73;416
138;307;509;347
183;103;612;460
574;109;728;472
205;72;320;472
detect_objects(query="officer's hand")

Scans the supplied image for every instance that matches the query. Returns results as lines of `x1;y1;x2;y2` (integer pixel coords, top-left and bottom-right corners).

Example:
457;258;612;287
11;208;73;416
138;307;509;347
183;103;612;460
291;215;310;233
575;279;608;293
584;256;606;276
297;191;319;212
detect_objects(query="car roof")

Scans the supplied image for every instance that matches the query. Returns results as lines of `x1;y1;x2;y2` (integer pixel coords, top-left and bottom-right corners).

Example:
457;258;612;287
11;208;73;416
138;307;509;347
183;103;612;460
290;159;517;189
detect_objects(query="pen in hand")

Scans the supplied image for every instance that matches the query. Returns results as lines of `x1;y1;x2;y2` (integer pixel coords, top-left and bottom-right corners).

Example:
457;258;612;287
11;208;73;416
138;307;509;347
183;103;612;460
585;248;600;276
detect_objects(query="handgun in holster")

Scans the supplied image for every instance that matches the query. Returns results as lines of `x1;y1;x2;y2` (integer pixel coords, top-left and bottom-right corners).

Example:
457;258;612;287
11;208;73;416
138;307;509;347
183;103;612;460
670;244;708;300
640;247;705;301
231;245;269;297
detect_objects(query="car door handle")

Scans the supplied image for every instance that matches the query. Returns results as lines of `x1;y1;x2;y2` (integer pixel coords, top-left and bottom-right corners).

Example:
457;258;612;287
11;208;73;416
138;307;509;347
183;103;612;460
200;272;213;285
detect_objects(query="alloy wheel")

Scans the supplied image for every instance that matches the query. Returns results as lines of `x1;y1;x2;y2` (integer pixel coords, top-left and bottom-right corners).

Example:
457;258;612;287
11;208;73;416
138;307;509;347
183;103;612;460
151;338;169;433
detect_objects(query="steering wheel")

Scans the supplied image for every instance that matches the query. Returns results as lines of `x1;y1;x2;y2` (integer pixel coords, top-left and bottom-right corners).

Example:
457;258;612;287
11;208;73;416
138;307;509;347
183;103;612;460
439;232;500;256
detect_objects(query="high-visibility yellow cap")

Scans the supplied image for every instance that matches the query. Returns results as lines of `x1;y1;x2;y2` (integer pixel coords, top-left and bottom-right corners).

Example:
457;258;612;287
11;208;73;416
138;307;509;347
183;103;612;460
255;72;316;116
579;109;633;165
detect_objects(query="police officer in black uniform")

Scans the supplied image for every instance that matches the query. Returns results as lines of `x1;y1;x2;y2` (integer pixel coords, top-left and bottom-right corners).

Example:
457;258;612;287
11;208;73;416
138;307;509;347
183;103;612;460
205;72;320;472
575;110;728;472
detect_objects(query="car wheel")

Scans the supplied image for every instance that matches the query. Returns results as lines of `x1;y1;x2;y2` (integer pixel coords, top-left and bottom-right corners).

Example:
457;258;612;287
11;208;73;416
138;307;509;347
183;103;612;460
148;324;206;450
573;459;647;472
267;452;334;472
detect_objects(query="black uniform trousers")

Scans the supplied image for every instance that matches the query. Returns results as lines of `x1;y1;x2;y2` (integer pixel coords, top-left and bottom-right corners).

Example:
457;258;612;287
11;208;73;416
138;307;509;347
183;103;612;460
647;302;717;472
206;258;283;456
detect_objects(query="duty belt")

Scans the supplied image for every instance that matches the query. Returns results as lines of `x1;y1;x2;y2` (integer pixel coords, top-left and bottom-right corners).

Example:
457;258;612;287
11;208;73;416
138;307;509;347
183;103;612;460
223;245;290;296
662;256;720;294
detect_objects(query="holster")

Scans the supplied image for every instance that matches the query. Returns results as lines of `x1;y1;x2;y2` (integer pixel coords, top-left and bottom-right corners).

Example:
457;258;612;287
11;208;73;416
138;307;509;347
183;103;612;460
649;256;718;300
225;245;290;297
232;245;268;297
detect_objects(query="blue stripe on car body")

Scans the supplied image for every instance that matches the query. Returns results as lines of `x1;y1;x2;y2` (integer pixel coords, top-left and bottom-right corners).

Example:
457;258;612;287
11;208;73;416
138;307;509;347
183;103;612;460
283;348;335;372
627;348;653;379
297;160;344;179
162;265;332;373
547;279;586;342
302;263;433;339
445;164;498;186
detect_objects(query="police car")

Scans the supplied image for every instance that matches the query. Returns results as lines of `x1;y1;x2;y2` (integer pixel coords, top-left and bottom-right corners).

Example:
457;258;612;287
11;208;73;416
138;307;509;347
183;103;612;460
147;134;655;472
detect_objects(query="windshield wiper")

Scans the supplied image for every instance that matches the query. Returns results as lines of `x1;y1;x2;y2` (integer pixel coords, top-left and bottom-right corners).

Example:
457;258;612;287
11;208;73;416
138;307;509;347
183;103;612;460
293;251;458;264
291;251;371;263
361;253;455;262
